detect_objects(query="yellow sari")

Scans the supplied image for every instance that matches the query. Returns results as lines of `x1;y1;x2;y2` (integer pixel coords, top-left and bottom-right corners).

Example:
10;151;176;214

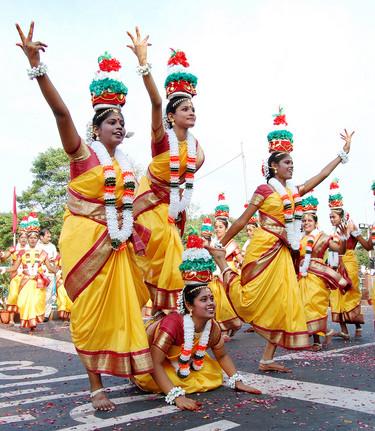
55;257;73;321
133;133;204;310
330;237;364;324
17;248;48;328
6;247;26;313
59;141;153;377
299;232;349;334
209;240;242;332
134;312;223;394
225;184;310;349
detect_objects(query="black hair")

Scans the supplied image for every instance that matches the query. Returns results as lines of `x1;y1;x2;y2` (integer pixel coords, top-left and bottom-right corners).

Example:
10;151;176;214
165;96;191;128
182;283;208;314
39;228;51;238
215;217;229;229
91;109;124;139
266;151;290;182
303;213;318;224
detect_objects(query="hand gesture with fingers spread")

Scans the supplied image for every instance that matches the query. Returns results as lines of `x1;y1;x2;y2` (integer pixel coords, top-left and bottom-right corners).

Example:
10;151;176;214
16;21;47;67
126;26;151;65
340;129;354;154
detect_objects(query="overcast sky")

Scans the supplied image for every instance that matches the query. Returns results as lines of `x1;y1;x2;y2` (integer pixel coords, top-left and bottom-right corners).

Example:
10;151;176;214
1;0;374;232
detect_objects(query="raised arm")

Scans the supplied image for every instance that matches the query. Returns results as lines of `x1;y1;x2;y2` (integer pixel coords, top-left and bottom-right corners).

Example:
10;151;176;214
221;204;257;246
348;222;374;251
127;27;164;141
299;130;354;196
16;22;80;154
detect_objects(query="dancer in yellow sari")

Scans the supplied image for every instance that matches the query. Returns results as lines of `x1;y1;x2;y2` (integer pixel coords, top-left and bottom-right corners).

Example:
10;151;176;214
127;28;204;310
1;214;55;330
16;22;152;411
135;230;261;411
207;109;354;372
55;255;73;321
328;179;373;338
298;196;349;350
0;223;28;325
208;194;242;338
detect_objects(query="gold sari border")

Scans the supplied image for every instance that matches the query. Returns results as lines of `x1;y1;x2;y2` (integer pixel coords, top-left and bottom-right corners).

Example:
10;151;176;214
76;347;153;378
252;322;310;350
332;304;364;324
65;229;112;302
306;316;327;335
308;259;350;292
146;282;180;310
241;239;283;285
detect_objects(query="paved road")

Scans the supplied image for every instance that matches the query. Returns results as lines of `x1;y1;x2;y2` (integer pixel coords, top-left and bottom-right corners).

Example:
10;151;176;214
0;307;374;431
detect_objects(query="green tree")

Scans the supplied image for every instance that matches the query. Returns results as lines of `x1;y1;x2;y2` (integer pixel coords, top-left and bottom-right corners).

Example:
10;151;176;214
17;147;69;242
0;213;13;250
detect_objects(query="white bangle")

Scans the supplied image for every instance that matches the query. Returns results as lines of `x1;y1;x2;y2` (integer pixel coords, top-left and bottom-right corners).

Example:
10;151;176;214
165;386;185;405
27;63;48;80
136;63;152;76
339;235;347;241
228;372;245;389
350;229;361;238
213;240;223;249
337;150;349;164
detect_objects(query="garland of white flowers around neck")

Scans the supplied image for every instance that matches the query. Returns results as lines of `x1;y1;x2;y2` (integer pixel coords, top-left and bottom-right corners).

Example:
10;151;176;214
90;140;135;250
25;250;40;277
177;314;212;378
300;228;320;276
268;177;303;250
167;128;197;223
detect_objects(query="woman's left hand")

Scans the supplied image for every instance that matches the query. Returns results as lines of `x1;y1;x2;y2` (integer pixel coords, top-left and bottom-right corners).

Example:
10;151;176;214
235;380;262;395
126;26;151;65
340;129;354;154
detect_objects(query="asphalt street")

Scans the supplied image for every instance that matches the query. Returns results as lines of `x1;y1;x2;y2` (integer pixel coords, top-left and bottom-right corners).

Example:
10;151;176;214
0;307;374;431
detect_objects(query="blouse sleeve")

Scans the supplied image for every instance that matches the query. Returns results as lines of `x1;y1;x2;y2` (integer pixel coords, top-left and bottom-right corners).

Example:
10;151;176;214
208;320;224;351
151;313;181;354
66;138;91;162
151;132;169;158
249;184;274;209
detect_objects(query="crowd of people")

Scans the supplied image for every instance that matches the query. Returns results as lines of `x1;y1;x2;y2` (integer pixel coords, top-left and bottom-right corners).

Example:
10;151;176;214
1;21;373;412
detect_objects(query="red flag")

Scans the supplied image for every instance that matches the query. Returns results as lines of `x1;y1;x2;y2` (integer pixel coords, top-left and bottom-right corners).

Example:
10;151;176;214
12;186;17;234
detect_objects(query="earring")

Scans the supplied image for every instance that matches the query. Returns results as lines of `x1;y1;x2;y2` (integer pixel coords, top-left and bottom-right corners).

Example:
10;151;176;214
189;309;193;317
274;168;278;174
171;119;175;127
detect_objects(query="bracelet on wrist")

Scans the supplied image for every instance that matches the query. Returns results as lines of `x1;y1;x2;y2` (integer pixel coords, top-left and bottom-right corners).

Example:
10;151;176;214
228;372;245;389
165;386;185;405
339;234;347;242
350;229;361;238
27;62;48;80
337;149;349;164
136;62;152;76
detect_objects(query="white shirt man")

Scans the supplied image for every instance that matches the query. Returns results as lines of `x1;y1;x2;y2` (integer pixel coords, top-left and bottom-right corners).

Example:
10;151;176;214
39;228;57;320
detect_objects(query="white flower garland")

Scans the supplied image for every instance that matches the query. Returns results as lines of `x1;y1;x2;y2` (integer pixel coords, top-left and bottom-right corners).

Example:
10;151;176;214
167;129;197;221
299;228;320;276
268;178;303;250
177;314;212;378
25;251;40;278
91;141;135;250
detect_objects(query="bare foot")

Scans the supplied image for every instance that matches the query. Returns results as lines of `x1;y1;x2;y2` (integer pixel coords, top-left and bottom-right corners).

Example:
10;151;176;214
259;362;291;373
355;328;362;338
244;325;255;333
311;343;322;352
323;329;334;347
91;391;115;411
223;334;231;342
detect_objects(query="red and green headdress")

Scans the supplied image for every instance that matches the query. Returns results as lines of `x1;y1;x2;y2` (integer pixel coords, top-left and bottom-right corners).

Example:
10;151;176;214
165;49;198;100
179;228;215;284
267;106;294;153
89;52;128;111
201;217;214;235
371;180;375;196
328;178;344;210
302;191;319;214
215;193;229;220
18;216;29;234
25;212;40;234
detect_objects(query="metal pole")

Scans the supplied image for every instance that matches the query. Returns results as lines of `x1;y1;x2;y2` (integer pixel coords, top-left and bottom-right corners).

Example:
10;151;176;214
241;142;249;202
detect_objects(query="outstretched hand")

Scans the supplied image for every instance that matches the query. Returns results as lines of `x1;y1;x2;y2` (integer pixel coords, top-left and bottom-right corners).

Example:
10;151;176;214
16;21;47;67
126;26;151;65
340;129;354;154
